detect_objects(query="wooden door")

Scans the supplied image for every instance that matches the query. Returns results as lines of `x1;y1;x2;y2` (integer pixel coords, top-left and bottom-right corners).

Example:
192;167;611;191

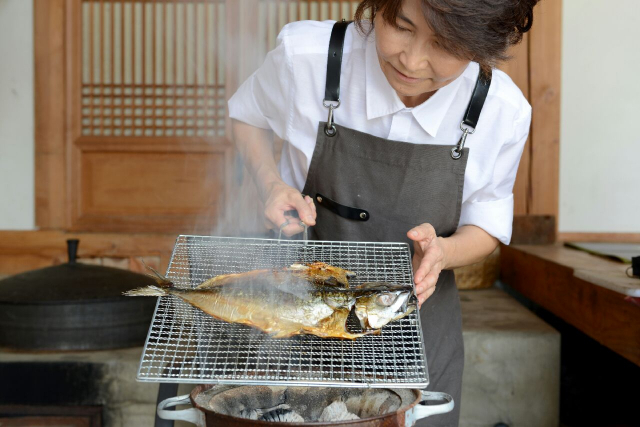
37;0;234;235
74;0;232;234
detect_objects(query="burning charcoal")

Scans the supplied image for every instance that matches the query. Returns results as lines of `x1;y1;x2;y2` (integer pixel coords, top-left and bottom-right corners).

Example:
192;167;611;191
240;403;290;420
260;408;305;422
318;401;360;422
346;389;402;417
239;408;261;420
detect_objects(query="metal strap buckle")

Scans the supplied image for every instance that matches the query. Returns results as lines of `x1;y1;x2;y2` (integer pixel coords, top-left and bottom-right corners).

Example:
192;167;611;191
451;122;475;160
323;99;340;137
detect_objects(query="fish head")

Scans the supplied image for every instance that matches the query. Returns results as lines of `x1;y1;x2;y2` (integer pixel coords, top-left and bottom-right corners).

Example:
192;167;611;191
354;284;417;330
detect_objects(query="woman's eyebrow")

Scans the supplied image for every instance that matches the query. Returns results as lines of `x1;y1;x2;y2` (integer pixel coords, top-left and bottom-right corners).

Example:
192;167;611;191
397;13;416;27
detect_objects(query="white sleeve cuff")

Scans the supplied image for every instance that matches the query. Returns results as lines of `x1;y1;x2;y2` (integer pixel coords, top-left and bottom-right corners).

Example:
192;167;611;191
457;194;514;245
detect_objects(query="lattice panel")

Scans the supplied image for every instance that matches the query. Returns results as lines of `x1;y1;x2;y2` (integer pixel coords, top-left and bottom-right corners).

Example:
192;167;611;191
81;0;226;137
81;0;362;137
261;0;362;51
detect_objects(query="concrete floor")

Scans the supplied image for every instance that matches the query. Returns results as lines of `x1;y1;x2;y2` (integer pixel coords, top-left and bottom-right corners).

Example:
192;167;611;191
0;287;562;427
458;289;560;427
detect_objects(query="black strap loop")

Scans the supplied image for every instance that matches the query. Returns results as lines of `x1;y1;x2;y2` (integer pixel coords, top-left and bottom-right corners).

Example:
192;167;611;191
324;20;352;103
315;193;369;221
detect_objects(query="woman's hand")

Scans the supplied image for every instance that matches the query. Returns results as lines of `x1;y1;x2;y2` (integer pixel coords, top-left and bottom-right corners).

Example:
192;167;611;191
407;223;449;307
263;181;317;236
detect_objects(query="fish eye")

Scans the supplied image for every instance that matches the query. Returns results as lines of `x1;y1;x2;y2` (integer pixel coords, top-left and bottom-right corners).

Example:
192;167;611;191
376;293;398;307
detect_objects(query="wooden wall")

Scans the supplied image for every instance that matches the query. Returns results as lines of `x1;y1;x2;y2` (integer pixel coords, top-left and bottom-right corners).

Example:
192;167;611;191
0;0;562;275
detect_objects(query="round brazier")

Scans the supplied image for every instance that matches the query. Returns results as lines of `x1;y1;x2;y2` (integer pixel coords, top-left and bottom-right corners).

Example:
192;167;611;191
157;384;454;426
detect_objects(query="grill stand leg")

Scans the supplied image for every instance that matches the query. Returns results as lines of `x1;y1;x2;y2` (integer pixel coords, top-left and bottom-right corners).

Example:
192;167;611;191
154;383;180;427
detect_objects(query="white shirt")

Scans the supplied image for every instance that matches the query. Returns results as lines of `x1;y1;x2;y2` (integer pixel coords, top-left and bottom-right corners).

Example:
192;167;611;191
228;20;531;245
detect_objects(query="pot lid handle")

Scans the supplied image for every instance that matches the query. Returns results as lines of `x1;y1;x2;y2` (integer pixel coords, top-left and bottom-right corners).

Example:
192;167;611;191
67;239;79;265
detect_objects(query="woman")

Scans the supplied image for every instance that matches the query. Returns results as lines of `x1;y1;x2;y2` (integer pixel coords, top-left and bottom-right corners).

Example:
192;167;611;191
228;0;538;424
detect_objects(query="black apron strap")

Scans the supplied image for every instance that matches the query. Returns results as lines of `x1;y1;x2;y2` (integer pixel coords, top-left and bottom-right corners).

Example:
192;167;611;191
462;69;492;129
324;20;352;104
451;68;492;159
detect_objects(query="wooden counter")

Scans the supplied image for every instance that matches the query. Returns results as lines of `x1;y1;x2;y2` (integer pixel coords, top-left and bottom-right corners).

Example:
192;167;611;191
501;244;640;367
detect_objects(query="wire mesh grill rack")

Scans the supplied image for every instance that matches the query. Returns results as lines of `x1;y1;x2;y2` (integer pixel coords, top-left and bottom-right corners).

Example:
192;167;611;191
137;235;429;388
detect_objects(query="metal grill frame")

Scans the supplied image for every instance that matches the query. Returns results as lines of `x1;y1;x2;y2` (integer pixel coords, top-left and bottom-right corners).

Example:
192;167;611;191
137;235;429;388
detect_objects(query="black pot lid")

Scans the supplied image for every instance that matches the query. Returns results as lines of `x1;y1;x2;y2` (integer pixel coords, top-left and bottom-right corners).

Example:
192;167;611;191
0;239;158;305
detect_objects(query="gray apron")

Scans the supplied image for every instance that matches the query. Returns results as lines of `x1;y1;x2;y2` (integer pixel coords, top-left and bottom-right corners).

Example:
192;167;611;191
300;21;491;427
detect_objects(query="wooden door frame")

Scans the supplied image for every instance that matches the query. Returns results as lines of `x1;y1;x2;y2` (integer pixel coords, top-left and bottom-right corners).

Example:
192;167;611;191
526;0;561;219
35;0;70;229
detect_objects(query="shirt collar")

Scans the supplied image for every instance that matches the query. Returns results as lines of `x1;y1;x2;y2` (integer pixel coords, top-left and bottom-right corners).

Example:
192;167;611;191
365;32;467;138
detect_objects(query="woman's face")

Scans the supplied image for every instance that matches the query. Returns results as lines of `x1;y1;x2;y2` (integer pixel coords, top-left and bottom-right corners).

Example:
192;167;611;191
374;0;471;107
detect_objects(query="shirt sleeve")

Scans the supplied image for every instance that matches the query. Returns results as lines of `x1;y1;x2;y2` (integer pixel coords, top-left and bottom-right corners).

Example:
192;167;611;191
457;105;532;245
227;26;293;139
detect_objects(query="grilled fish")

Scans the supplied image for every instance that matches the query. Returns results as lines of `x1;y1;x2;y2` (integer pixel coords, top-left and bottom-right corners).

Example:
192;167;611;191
125;262;416;339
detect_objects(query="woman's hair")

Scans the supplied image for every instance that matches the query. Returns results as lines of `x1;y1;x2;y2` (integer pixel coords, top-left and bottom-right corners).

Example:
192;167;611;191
354;0;540;70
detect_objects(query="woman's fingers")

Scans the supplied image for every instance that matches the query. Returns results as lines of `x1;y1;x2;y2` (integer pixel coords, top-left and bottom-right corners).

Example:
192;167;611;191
304;195;317;216
415;264;440;295
407;223;437;246
417;281;437;307
407;223;443;306
413;243;441;285
294;195;315;225
264;187;316;236
415;267;440;307
279;221;307;236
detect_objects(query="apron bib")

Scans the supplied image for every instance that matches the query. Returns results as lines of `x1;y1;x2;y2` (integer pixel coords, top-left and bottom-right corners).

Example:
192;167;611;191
301;20;491;427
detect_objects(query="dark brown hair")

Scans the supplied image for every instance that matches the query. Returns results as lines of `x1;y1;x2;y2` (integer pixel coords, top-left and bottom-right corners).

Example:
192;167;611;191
354;0;540;70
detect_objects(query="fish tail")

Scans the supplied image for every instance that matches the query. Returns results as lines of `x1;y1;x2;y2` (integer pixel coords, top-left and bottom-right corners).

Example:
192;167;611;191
139;259;173;288
123;285;168;297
